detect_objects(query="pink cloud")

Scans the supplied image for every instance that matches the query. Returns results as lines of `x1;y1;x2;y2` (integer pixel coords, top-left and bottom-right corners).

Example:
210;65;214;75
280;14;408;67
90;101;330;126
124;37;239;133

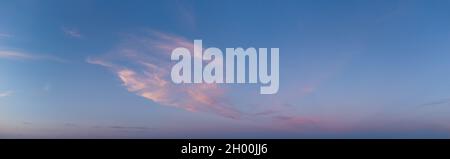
87;31;241;119
87;30;321;128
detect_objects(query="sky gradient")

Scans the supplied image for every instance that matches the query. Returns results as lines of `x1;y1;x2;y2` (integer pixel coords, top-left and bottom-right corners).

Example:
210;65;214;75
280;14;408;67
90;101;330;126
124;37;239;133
1;0;450;138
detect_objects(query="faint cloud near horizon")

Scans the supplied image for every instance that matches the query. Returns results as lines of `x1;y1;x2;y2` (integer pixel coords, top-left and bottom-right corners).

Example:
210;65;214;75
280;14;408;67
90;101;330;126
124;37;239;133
419;98;450;108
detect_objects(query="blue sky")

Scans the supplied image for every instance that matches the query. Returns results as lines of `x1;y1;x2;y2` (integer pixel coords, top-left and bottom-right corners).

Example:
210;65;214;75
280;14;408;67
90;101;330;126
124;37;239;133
1;0;450;138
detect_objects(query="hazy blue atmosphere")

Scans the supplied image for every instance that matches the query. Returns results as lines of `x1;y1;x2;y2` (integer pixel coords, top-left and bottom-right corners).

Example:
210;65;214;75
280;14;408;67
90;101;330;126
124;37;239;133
1;0;450;138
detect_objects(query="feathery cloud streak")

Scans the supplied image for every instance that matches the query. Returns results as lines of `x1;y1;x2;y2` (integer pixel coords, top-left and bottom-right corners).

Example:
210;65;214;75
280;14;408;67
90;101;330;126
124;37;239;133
0;33;12;39
87;30;241;119
62;27;82;38
0;50;65;62
87;30;324;131
0;91;13;98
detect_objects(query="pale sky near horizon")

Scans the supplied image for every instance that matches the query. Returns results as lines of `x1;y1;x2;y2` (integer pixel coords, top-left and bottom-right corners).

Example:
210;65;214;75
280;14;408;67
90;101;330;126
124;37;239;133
1;0;450;138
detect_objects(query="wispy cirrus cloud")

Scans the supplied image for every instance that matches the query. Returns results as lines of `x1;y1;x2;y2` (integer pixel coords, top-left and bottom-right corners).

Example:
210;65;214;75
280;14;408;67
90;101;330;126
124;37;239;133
0;33;12;39
87;30;241;119
0;91;13;98
62;27;82;38
0;50;32;59
87;30;322;130
0;50;66;62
